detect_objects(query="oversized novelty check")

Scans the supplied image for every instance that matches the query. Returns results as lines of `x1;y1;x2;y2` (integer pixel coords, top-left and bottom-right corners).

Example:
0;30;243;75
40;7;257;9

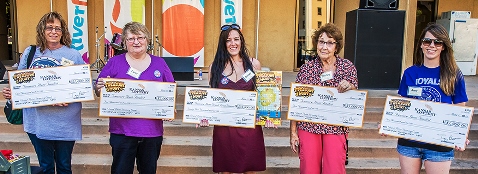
8;65;94;109
99;78;177;119
287;83;368;127
182;87;258;128
379;95;473;149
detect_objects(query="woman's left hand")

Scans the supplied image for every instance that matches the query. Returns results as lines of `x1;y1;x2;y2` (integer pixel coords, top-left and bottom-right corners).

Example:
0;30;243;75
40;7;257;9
52;103;69;107
455;139;470;151
337;80;353;93
264;120;278;129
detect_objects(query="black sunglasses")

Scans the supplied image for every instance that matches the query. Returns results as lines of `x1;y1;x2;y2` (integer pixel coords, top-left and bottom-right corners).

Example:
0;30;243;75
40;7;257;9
221;24;241;31
421;38;444;47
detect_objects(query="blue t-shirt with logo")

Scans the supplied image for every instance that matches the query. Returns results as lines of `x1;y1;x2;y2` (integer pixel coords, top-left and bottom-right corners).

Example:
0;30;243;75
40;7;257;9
397;65;468;151
18;45;86;141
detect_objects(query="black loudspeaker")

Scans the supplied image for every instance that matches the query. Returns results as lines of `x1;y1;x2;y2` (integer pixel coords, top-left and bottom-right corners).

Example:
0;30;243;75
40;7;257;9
344;9;405;89
359;0;398;10
162;57;195;81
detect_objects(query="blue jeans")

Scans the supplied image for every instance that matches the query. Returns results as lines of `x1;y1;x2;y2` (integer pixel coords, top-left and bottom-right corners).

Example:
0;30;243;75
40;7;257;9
110;133;163;174
397;144;454;162
27;133;75;174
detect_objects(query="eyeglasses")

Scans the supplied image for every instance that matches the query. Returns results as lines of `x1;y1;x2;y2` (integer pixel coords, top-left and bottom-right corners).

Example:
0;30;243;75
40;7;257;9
318;40;337;47
221;24;241;31
45;26;62;33
126;37;146;43
421;38;444;47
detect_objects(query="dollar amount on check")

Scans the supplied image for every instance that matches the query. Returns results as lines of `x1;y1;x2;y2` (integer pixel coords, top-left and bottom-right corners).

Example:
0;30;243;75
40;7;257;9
182;87;258;128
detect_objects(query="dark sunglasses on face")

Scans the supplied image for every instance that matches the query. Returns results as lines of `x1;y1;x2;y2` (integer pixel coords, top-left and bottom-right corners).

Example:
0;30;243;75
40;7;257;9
421;38;444;47
221;24;241;31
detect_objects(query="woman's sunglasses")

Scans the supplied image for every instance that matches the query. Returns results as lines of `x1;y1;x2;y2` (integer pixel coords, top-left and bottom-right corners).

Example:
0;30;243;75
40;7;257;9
221;24;241;31
421;38;444;47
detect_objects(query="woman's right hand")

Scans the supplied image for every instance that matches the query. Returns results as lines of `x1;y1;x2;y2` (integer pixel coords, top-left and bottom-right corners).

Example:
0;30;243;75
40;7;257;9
2;87;11;99
290;132;300;154
196;119;210;128
377;122;388;137
96;78;105;91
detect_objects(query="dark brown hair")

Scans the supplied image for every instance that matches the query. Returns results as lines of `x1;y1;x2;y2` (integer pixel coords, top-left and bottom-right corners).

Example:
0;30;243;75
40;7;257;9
414;23;458;95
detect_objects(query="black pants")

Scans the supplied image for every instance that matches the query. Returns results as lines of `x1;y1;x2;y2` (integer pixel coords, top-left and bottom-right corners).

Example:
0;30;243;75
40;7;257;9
110;133;163;174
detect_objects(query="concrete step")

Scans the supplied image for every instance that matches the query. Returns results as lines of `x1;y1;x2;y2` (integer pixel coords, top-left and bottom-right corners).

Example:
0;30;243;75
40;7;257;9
2;133;477;159
12;152;478;174
2;118;478;140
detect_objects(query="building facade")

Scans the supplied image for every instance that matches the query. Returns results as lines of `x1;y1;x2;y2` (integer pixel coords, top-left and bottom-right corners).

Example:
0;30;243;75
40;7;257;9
7;0;478;74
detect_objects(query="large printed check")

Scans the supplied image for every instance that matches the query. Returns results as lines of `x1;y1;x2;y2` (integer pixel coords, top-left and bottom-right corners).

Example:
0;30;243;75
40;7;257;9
379;95;473;149
99;78;177;119
8;65;94;109
287;83;368;127
182;87;258;128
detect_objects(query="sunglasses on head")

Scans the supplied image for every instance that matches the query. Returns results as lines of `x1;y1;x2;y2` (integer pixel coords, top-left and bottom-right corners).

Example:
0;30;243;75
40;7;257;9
421;38;444;47
221;24;241;31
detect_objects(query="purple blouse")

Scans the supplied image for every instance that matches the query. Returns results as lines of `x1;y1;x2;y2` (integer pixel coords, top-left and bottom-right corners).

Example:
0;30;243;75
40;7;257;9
97;54;175;137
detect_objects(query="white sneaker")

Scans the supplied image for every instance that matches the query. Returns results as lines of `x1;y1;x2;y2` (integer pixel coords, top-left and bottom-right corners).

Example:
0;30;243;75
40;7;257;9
12;63;18;68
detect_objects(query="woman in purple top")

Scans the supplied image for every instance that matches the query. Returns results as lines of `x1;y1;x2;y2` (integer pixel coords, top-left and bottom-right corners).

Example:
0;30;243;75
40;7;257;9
95;22;175;174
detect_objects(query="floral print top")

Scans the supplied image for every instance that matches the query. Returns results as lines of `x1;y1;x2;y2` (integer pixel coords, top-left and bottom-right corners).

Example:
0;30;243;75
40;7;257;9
295;56;358;134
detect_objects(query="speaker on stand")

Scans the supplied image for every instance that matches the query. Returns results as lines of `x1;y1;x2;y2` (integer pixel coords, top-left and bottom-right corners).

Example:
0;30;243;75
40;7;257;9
344;9;406;89
360;0;399;10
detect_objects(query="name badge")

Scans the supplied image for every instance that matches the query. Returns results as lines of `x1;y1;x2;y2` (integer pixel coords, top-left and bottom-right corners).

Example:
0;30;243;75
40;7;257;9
127;67;142;79
61;57;74;66
320;71;333;82
407;86;422;97
242;69;255;82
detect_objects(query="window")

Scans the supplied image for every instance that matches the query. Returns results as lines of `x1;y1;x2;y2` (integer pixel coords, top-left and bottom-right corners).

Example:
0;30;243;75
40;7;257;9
317;7;322;15
303;7;305;15
302;21;305;29
318;21;322;28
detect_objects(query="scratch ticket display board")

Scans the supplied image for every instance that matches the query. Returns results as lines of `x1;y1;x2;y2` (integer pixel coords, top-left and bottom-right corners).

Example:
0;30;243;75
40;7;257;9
255;71;282;126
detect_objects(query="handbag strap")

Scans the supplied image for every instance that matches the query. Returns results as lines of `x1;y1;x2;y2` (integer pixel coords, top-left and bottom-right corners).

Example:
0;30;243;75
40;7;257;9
26;45;36;68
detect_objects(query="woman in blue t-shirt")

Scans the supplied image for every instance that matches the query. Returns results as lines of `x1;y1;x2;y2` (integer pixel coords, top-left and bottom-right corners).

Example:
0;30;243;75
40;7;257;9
397;23;470;173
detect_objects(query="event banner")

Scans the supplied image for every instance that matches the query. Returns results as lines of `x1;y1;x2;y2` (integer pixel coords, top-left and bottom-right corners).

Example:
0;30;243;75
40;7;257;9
182;87;257;128
8;65;94;109
287;83;367;127
104;0;145;44
99;78;177;119
256;71;282;126
162;0;204;67
221;0;242;27
67;0;89;63
379;95;473;149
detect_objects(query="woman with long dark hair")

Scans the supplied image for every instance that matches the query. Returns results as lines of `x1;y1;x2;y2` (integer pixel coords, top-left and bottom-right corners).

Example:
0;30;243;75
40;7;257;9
205;24;266;174
396;23;469;174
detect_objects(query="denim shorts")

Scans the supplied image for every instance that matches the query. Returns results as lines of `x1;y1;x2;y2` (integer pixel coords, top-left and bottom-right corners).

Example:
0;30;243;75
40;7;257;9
397;144;454;162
